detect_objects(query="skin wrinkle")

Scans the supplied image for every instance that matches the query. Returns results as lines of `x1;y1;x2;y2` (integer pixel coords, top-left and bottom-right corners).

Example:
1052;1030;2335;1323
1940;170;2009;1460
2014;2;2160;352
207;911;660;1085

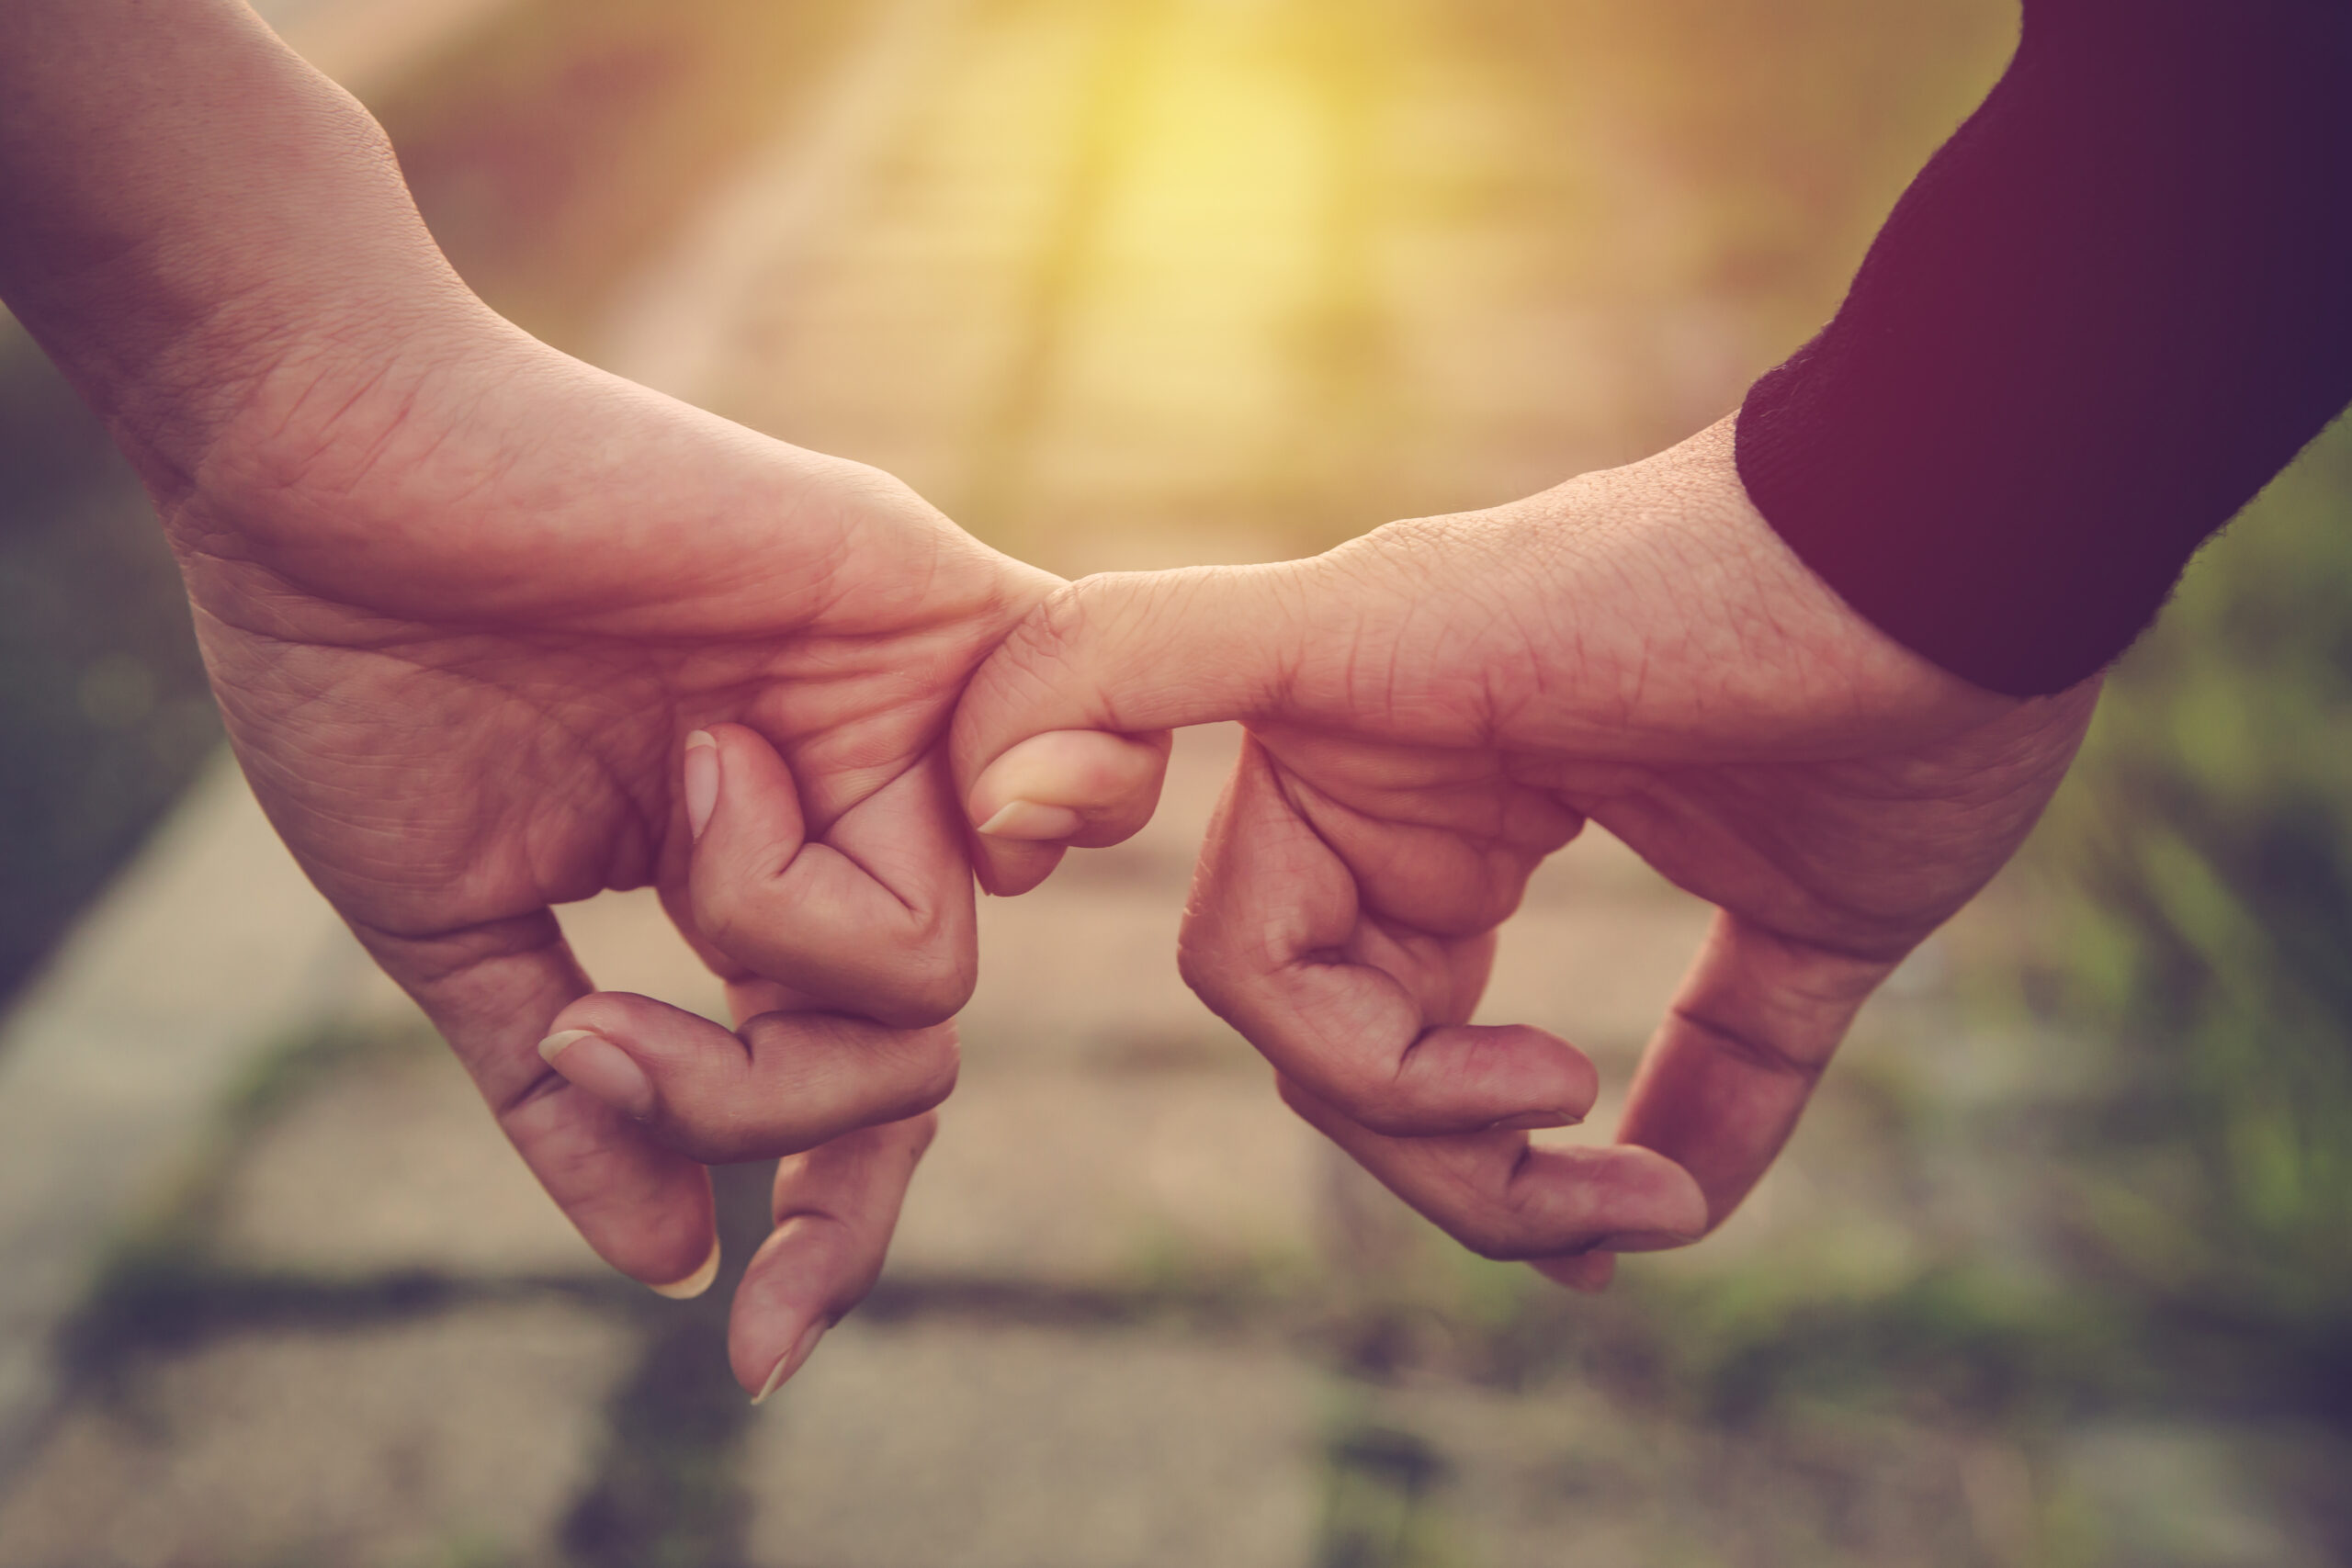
790;829;933;924
1589;536;1661;741
1442;1140;1549;1261
198;321;458;540
716;851;935;985
1602;785;1909;959
289;350;415;491
1668;999;1833;1085
1257;769;1487;1104
209;609;677;912
119;263;361;493
796;480;888;630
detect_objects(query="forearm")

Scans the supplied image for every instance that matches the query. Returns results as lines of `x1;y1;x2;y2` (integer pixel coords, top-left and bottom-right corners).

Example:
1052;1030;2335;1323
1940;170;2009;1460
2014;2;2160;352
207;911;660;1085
1737;0;2352;696
0;0;476;506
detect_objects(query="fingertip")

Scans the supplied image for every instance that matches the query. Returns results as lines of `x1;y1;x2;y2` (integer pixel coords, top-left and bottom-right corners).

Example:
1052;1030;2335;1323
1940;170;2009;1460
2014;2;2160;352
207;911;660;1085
536;1024;658;1121
1533;1252;1617;1293
1604;1147;1713;1245
967;728;1170;853
973;838;1069;897
749;1317;830;1404
648;1233;721;1299
977;800;1084;840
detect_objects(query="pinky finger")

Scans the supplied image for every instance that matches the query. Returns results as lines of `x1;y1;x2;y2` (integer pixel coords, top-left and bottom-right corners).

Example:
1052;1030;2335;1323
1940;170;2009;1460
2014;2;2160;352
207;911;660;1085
727;1112;935;1402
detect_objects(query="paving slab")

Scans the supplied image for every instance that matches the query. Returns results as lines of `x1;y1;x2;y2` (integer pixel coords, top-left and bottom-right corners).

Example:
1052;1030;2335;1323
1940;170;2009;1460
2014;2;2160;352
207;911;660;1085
0;1301;633;1568
211;1038;607;1280
743;1319;1317;1568
2055;1422;2336;1568
887;1066;1318;1287
1344;1373;2005;1568
1478;895;1714;1060
0;754;365;1472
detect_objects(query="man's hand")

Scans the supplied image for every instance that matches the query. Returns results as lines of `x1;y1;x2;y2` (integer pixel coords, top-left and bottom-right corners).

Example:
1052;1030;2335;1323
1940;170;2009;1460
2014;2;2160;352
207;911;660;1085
174;318;1055;1393
951;417;2098;1288
0;0;1056;1398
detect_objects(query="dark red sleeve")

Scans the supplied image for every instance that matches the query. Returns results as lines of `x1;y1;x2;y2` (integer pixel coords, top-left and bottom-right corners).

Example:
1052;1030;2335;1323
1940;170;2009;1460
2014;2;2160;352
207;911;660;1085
1734;0;2352;696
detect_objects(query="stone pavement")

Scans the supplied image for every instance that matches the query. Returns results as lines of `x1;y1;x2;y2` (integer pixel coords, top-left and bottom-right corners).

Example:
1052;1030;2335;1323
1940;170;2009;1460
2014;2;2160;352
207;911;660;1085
1;1;2343;1565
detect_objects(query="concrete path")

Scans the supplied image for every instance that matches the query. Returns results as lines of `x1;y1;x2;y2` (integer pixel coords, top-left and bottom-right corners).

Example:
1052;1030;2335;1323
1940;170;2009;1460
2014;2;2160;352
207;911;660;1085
0;757;367;1474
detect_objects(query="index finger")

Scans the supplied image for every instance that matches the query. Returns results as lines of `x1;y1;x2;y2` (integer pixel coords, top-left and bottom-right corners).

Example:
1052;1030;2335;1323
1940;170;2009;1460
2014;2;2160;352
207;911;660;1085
355;911;719;1294
1280;1074;1707;1261
1180;735;1605;1135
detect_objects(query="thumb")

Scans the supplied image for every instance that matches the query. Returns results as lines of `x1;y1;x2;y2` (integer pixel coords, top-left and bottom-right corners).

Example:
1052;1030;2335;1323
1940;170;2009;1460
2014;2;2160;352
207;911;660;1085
951;559;1351;896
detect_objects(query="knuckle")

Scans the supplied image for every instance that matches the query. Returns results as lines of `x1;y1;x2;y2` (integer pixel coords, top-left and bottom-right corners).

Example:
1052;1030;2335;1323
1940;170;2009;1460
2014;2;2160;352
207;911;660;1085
690;875;760;963
868;945;976;1030
820;455;933;521
1173;908;1258;1021
896;1035;960;1116
1173;925;1230;1006
998;580;1102;687
996;573;1154;709
898;1107;943;1159
1328;1066;1421;1135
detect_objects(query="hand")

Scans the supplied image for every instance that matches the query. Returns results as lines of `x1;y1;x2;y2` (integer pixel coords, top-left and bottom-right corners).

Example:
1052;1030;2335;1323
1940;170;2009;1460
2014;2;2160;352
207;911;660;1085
951;416;2098;1288
0;0;1057;1395
170;310;1055;1393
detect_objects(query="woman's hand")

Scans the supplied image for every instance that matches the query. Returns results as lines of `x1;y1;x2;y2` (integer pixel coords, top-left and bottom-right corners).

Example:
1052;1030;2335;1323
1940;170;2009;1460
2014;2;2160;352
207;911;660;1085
951;417;2098;1287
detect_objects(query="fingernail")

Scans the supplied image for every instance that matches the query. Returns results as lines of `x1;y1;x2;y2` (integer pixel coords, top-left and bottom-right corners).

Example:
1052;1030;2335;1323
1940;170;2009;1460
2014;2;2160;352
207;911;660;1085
976;799;1083;840
752;1317;830;1405
648;1234;722;1300
684;729;720;841
537;1028;596;1066
536;1028;657;1121
1532;1249;1616;1294
1485;1108;1582;1133
1561;1259;1616;1295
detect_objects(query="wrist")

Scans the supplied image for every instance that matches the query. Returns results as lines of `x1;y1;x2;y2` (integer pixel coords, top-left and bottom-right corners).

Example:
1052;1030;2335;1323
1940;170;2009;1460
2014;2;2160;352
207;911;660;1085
0;0;483;525
161;297;533;569
1439;418;2022;752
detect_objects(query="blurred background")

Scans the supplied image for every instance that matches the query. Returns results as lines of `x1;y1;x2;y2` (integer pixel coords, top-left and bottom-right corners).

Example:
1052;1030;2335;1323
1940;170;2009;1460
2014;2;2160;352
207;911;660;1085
0;0;2346;1563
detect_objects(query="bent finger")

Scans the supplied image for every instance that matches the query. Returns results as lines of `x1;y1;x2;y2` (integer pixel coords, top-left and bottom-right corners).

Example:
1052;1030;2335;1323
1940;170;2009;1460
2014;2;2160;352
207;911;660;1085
952;565;1327;896
357;912;718;1295
1179;738;1598;1134
685;725;977;1028
1615;909;1895;1229
967;728;1172;896
729;1112;936;1400
538;989;958;1166
1281;1075;1708;1260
